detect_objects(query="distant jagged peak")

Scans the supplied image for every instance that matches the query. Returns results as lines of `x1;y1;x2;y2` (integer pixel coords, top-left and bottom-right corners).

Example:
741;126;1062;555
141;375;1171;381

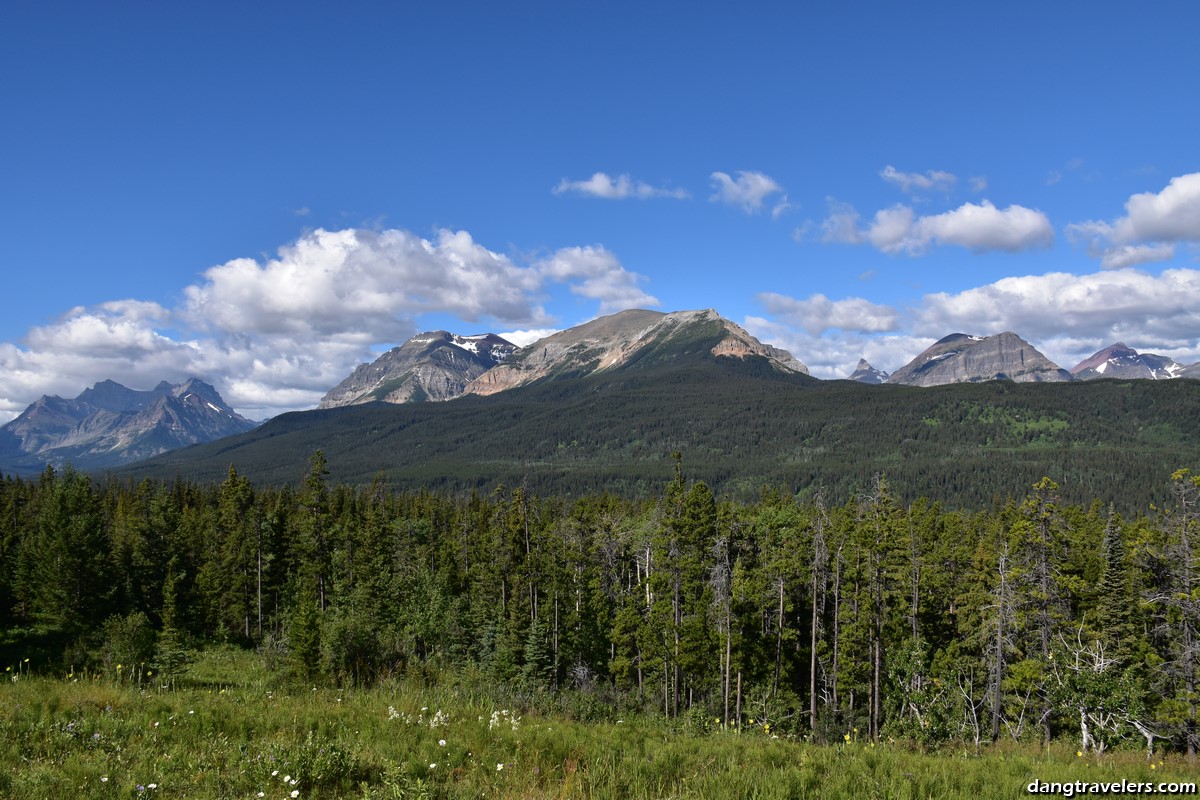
0;377;253;471
318;329;518;409
847;359;889;384
1072;342;1186;380
71;377;223;412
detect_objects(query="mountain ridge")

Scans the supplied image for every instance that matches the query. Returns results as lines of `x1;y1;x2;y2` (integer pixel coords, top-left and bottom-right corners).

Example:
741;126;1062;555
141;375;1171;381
0;378;256;473
319;331;516;408
1071;342;1187;380
466;308;807;395
886;332;1074;386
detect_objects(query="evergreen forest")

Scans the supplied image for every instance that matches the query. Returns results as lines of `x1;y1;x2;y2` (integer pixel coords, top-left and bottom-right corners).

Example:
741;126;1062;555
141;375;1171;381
4;453;1200;760
117;358;1200;515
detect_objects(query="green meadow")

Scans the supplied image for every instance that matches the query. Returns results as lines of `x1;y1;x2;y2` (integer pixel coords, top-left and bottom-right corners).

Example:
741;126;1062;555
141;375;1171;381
2;648;1195;800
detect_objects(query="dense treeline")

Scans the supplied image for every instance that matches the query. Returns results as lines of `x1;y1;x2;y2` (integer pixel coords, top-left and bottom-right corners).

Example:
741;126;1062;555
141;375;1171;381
3;457;1200;757
116;359;1200;513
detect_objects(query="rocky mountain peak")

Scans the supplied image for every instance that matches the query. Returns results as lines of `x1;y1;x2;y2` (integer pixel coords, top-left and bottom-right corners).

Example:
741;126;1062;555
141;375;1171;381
0;378;255;473
464;308;807;397
318;330;518;409
1071;342;1186;380
847;359;889;384
887;331;1073;386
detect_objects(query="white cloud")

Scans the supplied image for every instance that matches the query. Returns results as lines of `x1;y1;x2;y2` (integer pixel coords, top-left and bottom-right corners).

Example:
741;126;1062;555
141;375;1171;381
536;246;660;313
553;172;689;200
825;200;1053;255
495;328;560;348
820;199;863;244
969;176;988;193
0;227;657;421
757;292;899;335
1113;172;1200;242
865;205;917;253
709;170;786;213
183;228;548;339
1098;243;1176;270
742;314;929;380
914;268;1200;364
913;201;1054;253
752;268;1200;380
879;165;956;194
1067;173;1200;267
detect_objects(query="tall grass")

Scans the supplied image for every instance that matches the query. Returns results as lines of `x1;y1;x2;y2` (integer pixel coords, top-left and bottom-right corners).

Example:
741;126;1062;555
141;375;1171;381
1;648;1195;799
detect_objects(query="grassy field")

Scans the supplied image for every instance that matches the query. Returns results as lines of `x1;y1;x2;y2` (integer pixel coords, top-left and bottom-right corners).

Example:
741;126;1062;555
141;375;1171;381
2;648;1197;799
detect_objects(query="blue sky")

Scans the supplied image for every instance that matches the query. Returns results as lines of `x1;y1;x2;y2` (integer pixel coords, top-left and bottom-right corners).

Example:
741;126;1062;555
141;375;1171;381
2;1;1199;420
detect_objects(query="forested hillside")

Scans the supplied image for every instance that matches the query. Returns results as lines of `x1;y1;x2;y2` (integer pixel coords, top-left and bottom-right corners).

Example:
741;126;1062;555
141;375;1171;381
4;457;1200;755
119;354;1200;512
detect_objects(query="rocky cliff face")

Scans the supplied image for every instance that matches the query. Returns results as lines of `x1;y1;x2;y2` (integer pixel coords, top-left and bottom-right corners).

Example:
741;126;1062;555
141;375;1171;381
465;309;807;396
886;332;1073;387
0;378;256;471
319;332;516;408
1071;342;1187;380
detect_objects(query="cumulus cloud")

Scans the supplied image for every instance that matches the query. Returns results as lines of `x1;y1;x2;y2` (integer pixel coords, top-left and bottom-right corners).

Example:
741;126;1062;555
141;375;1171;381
495;328;560;348
709;170;786;213
535;246;659;313
1067;173;1200;267
879;165;956;194
914;268;1200;344
0;302;199;420
742;314;930;380
912;201;1054;253
1098;243;1176;271
757;292;899;335
0;227;657;421
751;268;1200;380
553;172;689;200
909;268;1200;370
1109;172;1200;242
823;199;1053;255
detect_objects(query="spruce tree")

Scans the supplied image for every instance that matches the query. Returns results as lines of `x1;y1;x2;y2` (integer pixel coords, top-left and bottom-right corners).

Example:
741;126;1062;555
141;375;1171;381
153;560;192;689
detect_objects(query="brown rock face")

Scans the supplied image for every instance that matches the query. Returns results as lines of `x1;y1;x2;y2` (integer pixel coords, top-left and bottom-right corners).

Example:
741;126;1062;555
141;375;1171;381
887;332;1073;387
464;309;807;396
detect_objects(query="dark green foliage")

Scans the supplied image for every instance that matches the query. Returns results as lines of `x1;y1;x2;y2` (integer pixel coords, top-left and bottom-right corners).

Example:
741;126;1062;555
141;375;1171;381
99;611;156;675
8;455;1200;755
117;362;1200;514
152;560;192;688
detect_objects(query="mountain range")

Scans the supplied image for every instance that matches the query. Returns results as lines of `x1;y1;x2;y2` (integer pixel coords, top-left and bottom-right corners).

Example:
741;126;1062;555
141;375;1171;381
3;308;1200;479
0;378;255;472
321;312;1200;406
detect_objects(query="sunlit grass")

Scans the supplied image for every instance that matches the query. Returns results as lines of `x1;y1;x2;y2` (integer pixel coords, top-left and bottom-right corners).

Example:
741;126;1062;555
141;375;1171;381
1;647;1196;799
